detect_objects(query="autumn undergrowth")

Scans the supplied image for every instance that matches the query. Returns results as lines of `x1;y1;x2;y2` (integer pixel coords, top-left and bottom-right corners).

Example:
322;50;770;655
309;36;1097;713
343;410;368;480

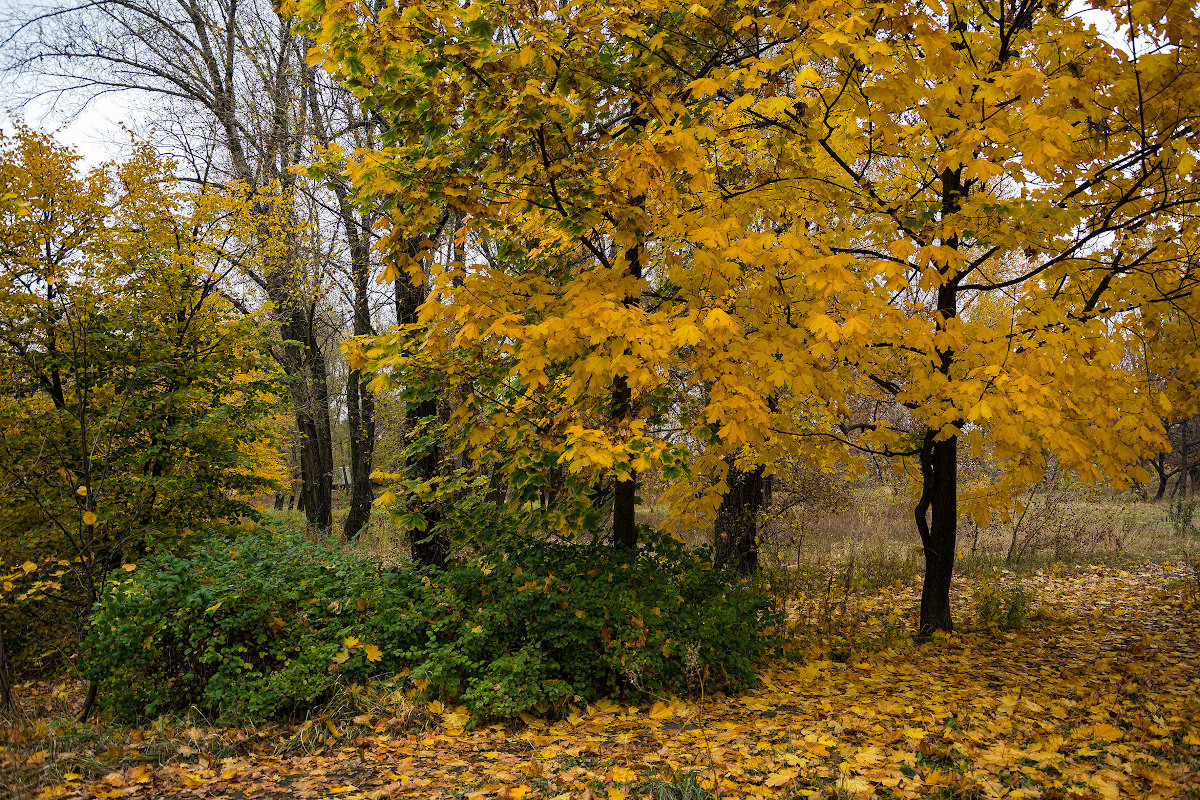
6;562;1199;800
82;526;778;724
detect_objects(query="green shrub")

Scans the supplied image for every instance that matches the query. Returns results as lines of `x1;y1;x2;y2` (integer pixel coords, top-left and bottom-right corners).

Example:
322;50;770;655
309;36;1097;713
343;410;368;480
1168;497;1197;537
82;529;414;720
84;528;779;722
973;579;1035;630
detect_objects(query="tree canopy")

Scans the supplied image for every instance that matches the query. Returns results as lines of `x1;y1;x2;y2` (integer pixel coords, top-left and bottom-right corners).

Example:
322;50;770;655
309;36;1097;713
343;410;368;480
300;0;1200;630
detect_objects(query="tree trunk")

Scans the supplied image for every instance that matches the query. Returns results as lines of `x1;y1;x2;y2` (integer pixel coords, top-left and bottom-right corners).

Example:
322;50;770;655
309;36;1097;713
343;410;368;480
915;167;965;635
612;374;637;550
1154;452;1169;501
77;679;97;723
407;394;449;568
714;459;765;576
611;231;644;551
0;623;20;720
342;217;377;539
486;468;508;505
344;369;376;538
917;433;958;634
396;240;450;568
284;340;334;532
269;239;334;532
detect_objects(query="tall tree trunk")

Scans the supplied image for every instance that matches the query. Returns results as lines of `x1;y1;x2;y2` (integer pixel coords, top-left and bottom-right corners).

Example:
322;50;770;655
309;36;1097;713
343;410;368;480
714;458;765;576
278;313;334;531
345;370;376;537
407;394;448;567
916;432;958;634
342;217;377;539
611;381;637;550
396;239;450;567
612;234;643;551
915;167;965;635
302;71;379;540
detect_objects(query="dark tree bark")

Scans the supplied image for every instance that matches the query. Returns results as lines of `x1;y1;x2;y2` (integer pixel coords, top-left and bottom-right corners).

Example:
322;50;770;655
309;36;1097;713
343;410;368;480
714;459;765;576
276;310;335;531
396;237;451;567
77;680;97;723
916;431;958;634
1153;452;1169;500
485;468;509;505
344;369;376;537
407;394;449;568
339;212;377;539
611;236;644;551
0;623;20;720
611;374;637;550
914;167;965;635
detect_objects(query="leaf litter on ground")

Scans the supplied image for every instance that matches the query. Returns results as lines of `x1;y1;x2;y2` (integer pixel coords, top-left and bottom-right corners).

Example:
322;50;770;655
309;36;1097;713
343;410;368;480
6;562;1199;800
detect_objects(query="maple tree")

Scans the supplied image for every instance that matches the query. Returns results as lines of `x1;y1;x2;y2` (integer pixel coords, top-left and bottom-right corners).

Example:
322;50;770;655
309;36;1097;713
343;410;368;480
302;0;1200;633
0;127;285;716
297;0;795;550
707;0;1200;632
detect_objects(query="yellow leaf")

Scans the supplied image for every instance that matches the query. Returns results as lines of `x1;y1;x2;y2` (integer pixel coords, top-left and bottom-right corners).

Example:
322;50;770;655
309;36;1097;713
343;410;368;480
205;601;222;613
428;700;444;715
611;766;636;783
364;644;383;662
83;511;98;526
765;769;797;787
20;561;36;574
1176;152;1195;177
840;776;872;794
647;701;673;720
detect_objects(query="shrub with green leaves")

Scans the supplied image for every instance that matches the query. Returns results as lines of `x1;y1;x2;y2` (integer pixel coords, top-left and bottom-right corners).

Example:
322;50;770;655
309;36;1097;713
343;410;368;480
83;530;414;719
84;528;779;722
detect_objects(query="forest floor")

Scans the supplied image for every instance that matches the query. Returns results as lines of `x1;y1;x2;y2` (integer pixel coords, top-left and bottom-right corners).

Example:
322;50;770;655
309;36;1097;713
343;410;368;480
3;562;1199;800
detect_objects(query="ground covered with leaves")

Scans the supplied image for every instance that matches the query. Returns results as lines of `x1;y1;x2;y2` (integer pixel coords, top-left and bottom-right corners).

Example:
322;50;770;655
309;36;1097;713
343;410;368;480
4;563;1199;800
